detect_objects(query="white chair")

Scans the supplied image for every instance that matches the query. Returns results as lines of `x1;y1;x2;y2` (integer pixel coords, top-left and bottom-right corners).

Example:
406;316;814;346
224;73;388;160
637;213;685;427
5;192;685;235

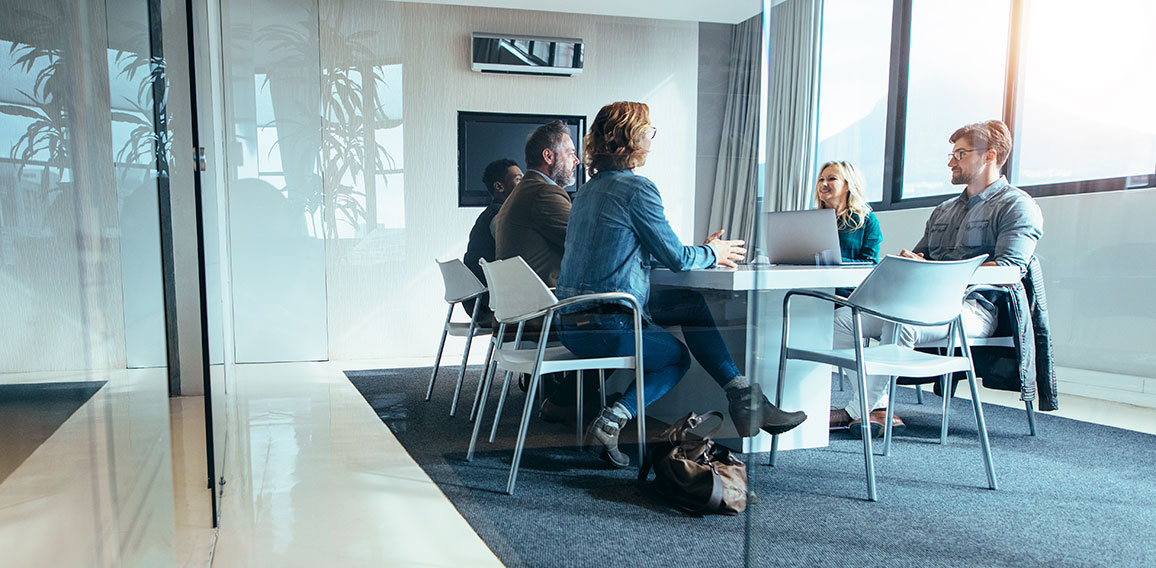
908;284;1037;444
466;256;645;495
770;255;997;501
425;259;492;417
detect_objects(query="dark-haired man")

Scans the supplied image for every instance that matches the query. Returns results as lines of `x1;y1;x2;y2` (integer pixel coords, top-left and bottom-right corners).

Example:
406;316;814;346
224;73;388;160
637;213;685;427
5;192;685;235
493;120;579;287
830;119;1044;437
462;158;523;321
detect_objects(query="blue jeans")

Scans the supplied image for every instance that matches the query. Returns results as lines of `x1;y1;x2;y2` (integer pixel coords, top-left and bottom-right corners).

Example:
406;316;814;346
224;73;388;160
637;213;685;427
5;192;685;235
558;289;740;418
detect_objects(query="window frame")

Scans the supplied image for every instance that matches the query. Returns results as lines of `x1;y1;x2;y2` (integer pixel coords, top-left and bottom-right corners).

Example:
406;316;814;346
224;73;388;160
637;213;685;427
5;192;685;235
874;0;1156;211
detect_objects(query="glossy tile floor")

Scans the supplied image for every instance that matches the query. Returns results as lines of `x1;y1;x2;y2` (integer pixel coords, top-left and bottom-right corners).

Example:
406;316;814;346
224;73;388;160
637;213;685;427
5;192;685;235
179;361;502;568
0;368;177;567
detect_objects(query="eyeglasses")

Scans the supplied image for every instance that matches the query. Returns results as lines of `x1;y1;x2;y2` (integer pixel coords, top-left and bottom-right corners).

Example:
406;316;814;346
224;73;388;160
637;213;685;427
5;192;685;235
948;148;984;161
645;125;658;140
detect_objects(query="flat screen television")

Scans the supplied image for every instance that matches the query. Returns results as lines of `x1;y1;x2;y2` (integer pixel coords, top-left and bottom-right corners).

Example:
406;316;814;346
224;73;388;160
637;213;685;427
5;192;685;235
457;111;586;207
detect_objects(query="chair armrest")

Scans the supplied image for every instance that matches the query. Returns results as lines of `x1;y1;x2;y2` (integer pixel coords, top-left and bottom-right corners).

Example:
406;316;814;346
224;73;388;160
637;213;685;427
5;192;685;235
494;292;643;325
551;291;643;315
786;288;961;328
965;284;1010;297
783;288;854;309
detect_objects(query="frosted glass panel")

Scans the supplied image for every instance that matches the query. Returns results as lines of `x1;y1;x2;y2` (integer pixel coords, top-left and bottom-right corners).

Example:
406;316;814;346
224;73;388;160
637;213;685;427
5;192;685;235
0;0;176;563
221;0;329;362
108;0;167;368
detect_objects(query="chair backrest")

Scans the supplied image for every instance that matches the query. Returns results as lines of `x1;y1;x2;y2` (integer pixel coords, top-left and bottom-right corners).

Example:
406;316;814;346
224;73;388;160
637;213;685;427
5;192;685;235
847;254;987;326
436;258;486;303
479;257;559;323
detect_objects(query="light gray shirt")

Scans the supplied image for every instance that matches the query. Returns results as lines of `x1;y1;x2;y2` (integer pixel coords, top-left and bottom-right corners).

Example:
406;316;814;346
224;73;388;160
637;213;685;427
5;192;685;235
912;177;1043;276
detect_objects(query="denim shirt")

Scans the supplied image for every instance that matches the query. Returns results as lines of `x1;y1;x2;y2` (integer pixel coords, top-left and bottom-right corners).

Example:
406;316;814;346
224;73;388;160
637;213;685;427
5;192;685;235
555;169;716;315
911;177;1043;277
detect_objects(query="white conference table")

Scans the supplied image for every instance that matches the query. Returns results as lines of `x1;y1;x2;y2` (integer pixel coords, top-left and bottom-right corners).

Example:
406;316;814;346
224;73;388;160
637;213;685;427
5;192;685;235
646;263;1020;453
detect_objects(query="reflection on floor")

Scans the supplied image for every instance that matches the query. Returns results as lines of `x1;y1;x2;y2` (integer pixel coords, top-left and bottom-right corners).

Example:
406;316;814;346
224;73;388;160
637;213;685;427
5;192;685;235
195;361;502;568
0;368;175;567
0;381;105;483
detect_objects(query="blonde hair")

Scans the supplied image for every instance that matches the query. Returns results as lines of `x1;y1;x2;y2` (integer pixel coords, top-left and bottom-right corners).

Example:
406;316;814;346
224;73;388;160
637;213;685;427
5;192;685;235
814;161;872;231
584;101;651;174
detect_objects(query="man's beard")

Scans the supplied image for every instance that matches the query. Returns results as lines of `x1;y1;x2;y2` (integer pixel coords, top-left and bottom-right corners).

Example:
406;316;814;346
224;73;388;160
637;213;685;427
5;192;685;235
548;159;575;188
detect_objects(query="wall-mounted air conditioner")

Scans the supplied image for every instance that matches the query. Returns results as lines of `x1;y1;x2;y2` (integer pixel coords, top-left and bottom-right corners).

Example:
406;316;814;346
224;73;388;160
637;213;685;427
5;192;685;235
471;32;584;77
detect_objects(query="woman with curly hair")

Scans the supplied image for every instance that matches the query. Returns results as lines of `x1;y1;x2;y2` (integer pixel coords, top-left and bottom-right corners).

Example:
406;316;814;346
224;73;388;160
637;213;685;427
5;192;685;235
555;101;806;468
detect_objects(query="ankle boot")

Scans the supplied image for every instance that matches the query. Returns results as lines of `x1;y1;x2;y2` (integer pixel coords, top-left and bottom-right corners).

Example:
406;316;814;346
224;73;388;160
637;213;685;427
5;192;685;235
726;384;808;437
584;407;630;468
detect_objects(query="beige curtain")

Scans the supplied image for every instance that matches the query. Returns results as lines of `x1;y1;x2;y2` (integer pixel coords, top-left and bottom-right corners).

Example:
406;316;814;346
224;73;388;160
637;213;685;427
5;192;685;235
765;0;824;213
707;15;764;246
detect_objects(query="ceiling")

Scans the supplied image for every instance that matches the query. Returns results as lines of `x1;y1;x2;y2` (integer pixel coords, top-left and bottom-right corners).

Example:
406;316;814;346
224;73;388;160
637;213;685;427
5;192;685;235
397;0;764;24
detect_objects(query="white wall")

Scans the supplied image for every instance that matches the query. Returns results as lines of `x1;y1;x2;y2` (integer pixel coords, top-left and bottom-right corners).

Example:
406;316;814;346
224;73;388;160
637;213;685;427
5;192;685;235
876;187;1156;409
324;2;701;360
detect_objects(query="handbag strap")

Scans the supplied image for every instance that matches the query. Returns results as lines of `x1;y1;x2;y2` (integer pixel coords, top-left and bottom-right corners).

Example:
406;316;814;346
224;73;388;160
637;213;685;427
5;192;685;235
671;410;726;443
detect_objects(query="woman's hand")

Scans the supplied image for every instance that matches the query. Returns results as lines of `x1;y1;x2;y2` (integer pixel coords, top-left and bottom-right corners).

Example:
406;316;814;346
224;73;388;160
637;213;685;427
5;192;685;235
703;229;725;244
708;238;747;268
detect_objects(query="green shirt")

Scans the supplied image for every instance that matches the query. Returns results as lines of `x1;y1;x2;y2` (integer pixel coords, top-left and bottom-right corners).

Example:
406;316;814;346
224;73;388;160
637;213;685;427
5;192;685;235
838;211;882;263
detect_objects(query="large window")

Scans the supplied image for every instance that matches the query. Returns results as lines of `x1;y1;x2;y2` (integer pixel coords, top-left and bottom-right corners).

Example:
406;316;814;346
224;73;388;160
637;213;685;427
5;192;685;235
820;0;1156;209
1012;0;1156;188
814;0;893;203
901;0;1009;199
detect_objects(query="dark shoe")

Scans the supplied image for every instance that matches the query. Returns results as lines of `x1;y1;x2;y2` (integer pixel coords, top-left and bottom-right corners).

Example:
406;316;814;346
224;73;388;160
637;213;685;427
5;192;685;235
727;384;808;437
829;408;852;430
849;410;905;439
584;408;630;468
538;398;571;424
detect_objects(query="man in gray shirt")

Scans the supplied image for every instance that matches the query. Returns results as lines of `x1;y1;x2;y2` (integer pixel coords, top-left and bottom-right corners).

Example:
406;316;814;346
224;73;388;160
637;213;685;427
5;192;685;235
830;120;1044;438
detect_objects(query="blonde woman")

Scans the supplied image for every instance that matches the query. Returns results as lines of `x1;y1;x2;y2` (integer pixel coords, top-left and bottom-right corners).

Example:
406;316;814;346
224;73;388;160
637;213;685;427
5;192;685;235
814;161;881;263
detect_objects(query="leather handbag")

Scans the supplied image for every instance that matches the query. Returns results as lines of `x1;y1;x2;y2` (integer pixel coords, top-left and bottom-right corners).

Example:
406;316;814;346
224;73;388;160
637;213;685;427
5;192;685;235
637;411;748;515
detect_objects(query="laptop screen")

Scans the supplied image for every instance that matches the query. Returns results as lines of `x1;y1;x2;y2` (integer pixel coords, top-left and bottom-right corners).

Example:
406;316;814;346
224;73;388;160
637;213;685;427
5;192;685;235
760;209;843;265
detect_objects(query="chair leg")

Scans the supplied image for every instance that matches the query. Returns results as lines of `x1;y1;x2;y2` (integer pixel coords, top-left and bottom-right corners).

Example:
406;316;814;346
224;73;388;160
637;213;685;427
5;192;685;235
915;384;924;404
425;305;454;401
601;370;610;409
449;330;478;417
1025;400;1037;436
597;369;606;407
856;363;877;501
634;367;647;466
466;353;499;462
939;373;952;445
838;368;846;391
576;370;585;446
966;368;998;490
507;366;546;495
489;371;514;443
881;376;898;457
469;336;497;422
448;312;480;418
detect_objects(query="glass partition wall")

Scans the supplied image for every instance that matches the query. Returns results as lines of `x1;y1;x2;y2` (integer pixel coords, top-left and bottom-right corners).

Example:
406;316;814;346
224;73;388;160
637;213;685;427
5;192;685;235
0;0;178;564
208;0;766;562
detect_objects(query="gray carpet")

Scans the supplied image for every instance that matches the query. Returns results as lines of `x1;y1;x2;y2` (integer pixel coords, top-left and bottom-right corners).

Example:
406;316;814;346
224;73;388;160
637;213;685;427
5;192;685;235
346;367;1156;568
0;381;106;483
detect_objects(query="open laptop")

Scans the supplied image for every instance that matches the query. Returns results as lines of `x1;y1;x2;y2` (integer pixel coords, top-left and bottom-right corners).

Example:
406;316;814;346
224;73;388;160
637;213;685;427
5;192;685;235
759;209;870;266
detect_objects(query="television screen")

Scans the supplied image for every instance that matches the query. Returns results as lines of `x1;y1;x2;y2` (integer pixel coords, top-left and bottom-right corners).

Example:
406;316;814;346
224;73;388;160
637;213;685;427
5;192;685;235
458;111;586;207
